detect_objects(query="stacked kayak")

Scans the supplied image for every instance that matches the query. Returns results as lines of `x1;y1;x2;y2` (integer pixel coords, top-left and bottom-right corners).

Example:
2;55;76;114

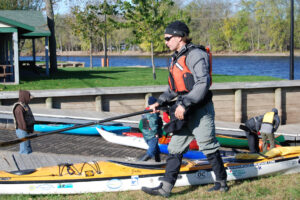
98;128;216;159
34;124;130;136
0;146;299;194
123;132;285;150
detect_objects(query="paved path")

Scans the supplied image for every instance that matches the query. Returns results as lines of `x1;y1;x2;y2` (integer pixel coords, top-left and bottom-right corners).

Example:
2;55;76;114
0;129;166;171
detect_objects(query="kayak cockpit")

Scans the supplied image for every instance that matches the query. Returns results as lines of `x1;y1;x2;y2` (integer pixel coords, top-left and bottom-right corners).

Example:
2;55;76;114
9;169;36;175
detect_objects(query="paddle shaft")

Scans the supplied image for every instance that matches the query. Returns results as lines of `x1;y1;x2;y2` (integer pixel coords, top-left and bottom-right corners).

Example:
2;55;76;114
0;109;153;147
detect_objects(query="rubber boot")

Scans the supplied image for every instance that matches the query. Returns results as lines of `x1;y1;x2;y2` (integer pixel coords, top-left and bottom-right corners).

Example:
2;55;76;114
154;153;161;162
207;180;229;192
162;154;183;184
246;131;259;153
206;150;229;192
141;180;173;197
139;154;151;161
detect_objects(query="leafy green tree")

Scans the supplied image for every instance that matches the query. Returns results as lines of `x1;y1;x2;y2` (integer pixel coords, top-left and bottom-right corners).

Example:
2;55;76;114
0;0;44;10
71;1;118;68
232;11;251;51
89;1;118;67
119;0;175;80
71;5;99;68
241;0;289;52
55;14;81;52
222;17;235;50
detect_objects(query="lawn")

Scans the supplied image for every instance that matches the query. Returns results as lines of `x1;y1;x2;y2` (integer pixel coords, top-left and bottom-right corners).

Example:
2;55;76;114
0;67;281;91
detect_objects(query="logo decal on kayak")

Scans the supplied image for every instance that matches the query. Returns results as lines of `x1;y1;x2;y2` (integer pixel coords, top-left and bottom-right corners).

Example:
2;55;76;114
131;175;139;186
228;169;246;177
30;184;55;191
85;170;95;177
58;183;73;189
107;179;122;190
196;170;207;179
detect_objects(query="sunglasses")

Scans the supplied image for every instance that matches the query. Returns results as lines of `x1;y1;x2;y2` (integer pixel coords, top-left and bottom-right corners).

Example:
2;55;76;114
164;36;174;41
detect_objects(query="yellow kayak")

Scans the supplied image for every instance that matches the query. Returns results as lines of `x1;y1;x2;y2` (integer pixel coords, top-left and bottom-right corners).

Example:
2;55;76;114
0;146;299;194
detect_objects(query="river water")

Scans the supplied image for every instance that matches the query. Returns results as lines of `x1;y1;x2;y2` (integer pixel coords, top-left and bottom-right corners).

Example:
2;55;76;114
21;55;300;80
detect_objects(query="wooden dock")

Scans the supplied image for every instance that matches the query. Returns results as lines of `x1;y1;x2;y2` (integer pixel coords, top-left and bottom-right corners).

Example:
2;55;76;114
36;61;85;68
0;128;159;172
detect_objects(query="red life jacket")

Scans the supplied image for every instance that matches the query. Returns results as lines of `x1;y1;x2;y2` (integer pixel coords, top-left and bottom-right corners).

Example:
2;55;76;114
168;45;212;93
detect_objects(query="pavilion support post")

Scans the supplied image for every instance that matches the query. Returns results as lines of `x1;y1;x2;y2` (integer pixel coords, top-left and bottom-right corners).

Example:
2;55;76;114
13;32;19;84
32;38;36;65
45;37;49;76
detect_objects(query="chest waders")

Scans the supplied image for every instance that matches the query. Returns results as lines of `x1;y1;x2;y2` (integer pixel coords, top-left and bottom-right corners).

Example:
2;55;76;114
141;45;229;197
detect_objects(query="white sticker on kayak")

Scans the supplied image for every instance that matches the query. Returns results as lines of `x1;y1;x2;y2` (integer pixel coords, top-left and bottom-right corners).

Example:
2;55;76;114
107;179;122;190
131;175;139;186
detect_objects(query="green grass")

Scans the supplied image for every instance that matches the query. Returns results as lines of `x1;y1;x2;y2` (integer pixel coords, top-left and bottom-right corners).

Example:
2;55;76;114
0;67;281;91
1;173;299;199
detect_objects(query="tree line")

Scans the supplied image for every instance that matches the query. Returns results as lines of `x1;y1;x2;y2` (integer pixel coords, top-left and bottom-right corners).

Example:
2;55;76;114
54;0;300;54
1;0;300;54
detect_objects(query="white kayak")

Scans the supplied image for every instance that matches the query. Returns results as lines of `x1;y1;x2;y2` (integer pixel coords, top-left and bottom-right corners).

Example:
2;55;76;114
0;147;299;194
96;128;207;159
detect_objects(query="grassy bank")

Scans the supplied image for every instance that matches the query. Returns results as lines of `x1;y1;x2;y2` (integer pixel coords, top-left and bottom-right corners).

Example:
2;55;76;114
2;172;300;199
0;67;281;91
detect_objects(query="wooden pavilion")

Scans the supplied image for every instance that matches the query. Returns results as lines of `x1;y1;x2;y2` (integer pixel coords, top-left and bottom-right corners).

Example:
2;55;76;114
0;10;51;84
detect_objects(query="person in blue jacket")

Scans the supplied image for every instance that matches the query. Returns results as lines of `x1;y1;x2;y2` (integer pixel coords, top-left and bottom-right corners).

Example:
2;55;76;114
139;96;163;162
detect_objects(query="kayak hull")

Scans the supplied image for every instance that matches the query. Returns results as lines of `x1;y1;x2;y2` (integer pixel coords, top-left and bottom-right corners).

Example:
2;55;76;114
123;132;285;149
0;150;299;194
34;124;130;136
97;128;206;159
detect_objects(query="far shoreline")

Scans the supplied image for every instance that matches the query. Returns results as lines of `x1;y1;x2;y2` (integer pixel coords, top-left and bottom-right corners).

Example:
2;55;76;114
30;50;300;57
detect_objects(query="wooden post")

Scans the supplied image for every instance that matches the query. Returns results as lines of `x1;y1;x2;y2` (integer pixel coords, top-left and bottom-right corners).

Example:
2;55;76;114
235;89;242;122
45;36;49;76
45;97;53;109
95;96;103;112
32;38;36;65
101;58;109;67
275;88;282;123
13;32;19;84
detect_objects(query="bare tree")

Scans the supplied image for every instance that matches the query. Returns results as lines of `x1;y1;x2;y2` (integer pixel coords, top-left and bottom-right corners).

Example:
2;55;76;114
45;0;58;74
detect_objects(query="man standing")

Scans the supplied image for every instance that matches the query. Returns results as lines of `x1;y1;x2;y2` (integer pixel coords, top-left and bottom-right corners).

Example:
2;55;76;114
12;90;35;154
259;108;280;152
141;21;228;197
